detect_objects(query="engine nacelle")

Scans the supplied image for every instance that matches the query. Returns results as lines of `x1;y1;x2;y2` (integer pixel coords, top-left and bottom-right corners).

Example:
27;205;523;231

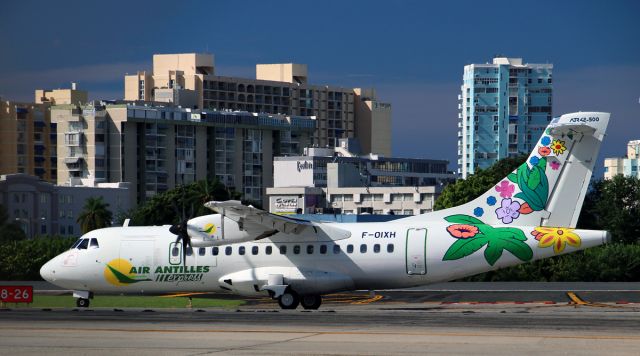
185;214;255;247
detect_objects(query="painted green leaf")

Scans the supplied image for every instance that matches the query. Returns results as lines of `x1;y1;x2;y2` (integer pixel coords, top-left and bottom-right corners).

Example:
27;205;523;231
444;214;483;225
483;242;503;266
476;224;494;235
106;264;151;284
493;228;528;241
443;237;490;261
495;235;533;262
528;168;541;190
507;173;518;183
537;157;547;171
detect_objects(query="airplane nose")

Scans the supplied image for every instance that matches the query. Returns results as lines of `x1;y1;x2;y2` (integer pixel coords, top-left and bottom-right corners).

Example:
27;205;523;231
40;260;55;282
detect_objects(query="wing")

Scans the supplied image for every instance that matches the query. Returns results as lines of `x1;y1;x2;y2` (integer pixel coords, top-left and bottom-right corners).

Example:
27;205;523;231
204;200;351;241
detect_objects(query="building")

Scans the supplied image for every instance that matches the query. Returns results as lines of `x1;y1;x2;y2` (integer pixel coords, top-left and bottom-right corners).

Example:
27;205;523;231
0;86;89;182
266;142;456;215
0;174;130;238
458;57;553;178
124;53;391;156
604;140;640;179
51;102;316;205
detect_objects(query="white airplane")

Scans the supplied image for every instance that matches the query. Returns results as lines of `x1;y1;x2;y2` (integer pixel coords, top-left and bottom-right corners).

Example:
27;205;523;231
41;112;611;309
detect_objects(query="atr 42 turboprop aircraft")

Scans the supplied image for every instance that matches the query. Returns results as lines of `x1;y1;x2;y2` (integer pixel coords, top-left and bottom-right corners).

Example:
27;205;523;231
41;112;611;309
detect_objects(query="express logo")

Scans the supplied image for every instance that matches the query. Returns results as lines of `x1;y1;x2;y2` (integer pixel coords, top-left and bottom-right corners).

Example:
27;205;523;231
201;223;217;236
103;258;152;286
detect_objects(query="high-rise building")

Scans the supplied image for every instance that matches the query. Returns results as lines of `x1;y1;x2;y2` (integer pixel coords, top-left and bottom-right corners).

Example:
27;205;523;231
604;140;640;179
0;86;88;182
51;102;316;206
458;57;553;178
124;53;391;156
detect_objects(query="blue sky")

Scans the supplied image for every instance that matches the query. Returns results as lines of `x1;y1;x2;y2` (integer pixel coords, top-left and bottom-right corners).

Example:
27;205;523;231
1;0;639;173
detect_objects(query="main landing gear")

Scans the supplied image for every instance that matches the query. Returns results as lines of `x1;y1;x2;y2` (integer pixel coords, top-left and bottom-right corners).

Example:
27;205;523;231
276;290;322;310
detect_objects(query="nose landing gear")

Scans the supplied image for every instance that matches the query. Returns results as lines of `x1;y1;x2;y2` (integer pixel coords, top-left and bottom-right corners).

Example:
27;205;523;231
73;290;93;308
76;298;90;308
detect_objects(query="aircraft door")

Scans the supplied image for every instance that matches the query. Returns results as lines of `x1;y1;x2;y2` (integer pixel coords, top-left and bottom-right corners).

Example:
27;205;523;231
405;228;427;275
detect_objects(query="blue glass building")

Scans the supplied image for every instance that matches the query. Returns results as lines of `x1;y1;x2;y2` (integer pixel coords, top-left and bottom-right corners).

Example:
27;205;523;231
458;57;553;178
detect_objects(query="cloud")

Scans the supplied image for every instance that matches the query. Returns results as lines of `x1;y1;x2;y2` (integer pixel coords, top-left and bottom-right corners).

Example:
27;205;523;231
0;61;149;102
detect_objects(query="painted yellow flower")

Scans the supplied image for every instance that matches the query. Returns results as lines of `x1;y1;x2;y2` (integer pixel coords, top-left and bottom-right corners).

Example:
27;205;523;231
531;227;581;254
551;139;567;155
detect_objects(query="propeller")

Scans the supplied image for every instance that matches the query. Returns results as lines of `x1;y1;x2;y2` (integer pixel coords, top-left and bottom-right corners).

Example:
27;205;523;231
169;184;195;266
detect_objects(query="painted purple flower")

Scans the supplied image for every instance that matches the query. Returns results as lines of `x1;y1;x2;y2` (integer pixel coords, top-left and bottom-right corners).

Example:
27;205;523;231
495;198;521;224
550;160;561;170
495;180;515;198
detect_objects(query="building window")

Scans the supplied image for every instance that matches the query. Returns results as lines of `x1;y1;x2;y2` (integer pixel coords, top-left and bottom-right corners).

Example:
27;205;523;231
68;225;74;235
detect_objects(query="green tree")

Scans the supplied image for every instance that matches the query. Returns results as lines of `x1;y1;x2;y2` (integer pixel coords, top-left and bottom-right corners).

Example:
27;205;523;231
127;179;238;226
578;175;640;243
435;155;527;210
76;197;113;234
0;204;26;242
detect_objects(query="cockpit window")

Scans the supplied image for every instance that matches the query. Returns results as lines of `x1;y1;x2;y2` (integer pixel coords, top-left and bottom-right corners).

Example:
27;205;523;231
89;238;99;249
71;239;82;249
77;239;89;250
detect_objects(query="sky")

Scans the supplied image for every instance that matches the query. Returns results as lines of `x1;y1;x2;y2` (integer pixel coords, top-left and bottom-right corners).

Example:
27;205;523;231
1;0;639;174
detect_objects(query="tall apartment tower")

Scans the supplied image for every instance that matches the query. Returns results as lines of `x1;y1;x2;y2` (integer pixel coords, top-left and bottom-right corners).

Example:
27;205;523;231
124;53;391;156
458;57;553;178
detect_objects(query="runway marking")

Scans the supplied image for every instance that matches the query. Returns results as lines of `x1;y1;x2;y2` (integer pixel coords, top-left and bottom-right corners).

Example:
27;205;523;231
352;295;383;304
2;326;640;341
567;292;632;309
160;292;212;298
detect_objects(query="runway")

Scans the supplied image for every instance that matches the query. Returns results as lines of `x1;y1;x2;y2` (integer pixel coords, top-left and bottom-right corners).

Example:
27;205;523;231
2;301;640;355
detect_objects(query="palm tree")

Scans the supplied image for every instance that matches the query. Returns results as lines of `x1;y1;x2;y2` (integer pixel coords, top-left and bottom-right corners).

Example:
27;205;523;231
76;197;113;234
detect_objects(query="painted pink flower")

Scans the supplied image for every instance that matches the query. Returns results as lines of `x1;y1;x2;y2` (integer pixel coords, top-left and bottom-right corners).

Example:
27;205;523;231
446;224;479;239
495;180;515;198
538;146;551;157
495;198;521;224
550;160;561;170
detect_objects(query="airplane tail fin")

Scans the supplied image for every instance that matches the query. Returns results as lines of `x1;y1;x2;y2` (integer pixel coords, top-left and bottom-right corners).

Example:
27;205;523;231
411;112;610;228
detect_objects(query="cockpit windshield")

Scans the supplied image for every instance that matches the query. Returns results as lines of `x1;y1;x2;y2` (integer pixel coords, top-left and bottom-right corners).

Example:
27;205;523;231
70;238;99;250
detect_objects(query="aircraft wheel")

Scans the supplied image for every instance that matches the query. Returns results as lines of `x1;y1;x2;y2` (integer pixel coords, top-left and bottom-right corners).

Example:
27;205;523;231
76;298;90;308
300;294;322;310
278;290;300;309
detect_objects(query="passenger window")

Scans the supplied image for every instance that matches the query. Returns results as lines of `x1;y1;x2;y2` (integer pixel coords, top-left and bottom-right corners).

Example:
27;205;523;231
387;244;394;253
198;247;205;256
89;238;99;249
360;244;367;253
333;245;341;254
320;245;327;254
77;239;88;250
239;246;246;255
266;246;273;255
307;245;314;254
373;244;380;253
347;244;354;253
186;247;193;256
171;246;180;256
212;247;219;256
225;246;232;256
279;245;287;254
293;245;300;254
252;246;259;255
